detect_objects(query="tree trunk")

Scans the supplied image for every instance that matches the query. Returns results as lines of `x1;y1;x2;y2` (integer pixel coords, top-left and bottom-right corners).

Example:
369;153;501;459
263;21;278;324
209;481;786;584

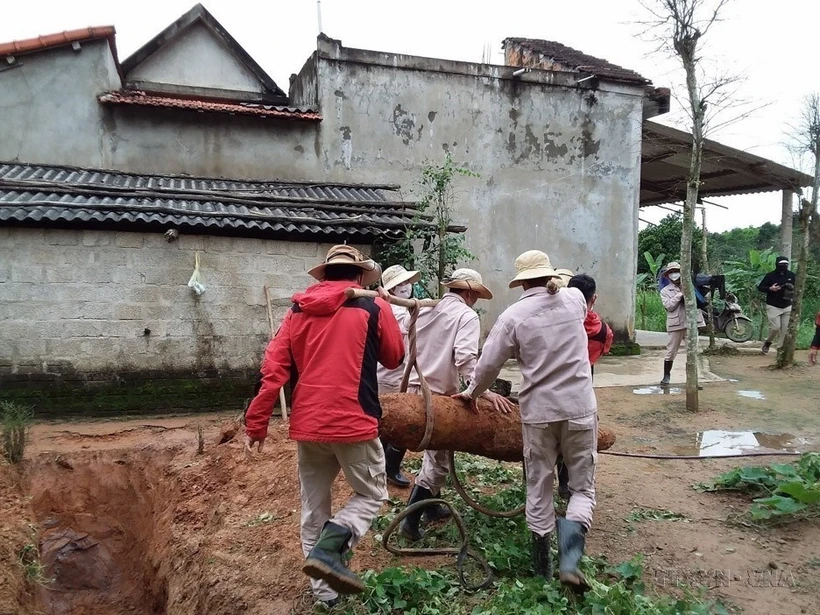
781;190;794;260
681;55;704;411
778;146;818;367
379;393;616;462
701;207;716;349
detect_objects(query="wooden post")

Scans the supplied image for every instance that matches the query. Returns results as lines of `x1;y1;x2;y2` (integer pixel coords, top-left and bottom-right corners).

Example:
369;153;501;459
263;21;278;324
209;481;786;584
781;190;794;261
263;286;288;420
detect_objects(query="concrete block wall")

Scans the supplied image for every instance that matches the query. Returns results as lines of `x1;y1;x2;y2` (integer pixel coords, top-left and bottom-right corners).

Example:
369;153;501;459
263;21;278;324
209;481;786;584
0;227;365;381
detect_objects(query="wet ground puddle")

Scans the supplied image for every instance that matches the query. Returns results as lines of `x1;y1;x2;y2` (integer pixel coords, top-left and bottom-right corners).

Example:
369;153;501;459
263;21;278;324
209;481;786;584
672;430;809;457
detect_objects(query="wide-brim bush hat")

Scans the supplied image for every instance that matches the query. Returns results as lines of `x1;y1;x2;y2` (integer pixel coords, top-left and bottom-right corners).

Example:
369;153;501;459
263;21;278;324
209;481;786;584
381;265;421;291
441;268;492;300
509;250;559;288
308;245;382;287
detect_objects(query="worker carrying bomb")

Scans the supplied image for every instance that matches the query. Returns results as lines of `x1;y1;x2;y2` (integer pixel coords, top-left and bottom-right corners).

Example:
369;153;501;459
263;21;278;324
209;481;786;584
377;264;422;488
453;250;597;591
396;268;515;541
243;245;404;609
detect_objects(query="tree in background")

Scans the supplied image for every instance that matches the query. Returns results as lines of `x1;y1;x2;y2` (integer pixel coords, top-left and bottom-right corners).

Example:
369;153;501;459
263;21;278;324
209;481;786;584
778;94;820;367
642;0;733;411
638;214;702;275
377;155;476;298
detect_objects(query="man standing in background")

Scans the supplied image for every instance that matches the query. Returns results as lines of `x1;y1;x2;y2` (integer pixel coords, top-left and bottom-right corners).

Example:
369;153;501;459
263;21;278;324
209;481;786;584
757;256;796;354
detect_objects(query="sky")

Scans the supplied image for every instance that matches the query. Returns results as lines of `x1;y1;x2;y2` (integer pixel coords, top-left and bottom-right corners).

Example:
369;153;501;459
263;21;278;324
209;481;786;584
2;0;818;233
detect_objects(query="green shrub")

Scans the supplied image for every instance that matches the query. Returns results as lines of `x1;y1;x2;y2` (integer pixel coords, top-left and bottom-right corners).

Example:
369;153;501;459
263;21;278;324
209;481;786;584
696;453;820;522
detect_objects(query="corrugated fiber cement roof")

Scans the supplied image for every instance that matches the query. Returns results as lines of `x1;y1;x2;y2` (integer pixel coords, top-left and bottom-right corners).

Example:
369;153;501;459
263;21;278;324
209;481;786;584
0;162;437;242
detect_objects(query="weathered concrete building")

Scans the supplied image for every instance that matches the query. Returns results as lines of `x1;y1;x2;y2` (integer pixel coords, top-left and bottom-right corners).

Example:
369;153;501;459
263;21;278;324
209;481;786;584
1;4;670;409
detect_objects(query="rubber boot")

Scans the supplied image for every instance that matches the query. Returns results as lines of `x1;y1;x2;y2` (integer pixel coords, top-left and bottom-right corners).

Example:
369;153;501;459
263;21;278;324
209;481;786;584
660;360;673;386
383;443;410;488
557;518;589;592
761;340;772;354
557;459;570;500
302;521;365;595
423;499;452;523
532;532;553;579
399;485;433;541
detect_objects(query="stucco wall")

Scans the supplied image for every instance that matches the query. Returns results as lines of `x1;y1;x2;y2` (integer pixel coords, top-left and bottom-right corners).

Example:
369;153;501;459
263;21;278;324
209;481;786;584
310;44;644;337
0;40;118;168
126;22;265;94
0;227;363;379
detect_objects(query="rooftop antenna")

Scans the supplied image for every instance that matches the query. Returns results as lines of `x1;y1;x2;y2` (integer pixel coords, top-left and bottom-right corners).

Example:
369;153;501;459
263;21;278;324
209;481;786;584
317;0;323;34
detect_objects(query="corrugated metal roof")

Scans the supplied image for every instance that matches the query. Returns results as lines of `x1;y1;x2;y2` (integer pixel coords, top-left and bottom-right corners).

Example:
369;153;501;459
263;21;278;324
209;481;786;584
641;122;814;206
0;162;441;241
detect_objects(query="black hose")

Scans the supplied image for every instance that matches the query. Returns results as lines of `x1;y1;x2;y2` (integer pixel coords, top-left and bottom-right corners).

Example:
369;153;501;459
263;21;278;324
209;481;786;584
600;450;804;460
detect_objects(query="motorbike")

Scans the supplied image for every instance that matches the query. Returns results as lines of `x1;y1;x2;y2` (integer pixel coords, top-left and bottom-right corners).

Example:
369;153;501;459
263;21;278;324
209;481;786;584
694;274;754;343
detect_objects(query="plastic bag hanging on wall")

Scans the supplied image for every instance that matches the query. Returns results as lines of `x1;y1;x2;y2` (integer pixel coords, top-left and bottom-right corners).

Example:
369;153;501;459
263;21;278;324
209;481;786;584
188;251;206;295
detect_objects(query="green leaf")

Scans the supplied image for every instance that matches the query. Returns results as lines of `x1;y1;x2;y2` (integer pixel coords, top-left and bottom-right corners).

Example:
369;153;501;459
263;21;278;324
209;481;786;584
753;495;807;514
775;481;820;504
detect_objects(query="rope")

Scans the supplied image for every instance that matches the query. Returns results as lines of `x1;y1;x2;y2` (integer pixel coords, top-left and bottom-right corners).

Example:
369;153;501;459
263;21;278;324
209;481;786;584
399;299;435;453
381;499;494;591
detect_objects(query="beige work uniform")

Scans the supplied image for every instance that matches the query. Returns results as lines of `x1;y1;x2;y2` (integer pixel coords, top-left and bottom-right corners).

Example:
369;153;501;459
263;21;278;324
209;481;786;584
466;286;597;535
298;439;388;601
378;304;410;394
661;283;705;361
409;293;480;493
765;305;791;347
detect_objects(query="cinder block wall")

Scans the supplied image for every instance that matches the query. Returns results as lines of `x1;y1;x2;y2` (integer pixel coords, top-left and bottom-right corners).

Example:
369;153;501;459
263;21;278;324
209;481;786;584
0;227;364;413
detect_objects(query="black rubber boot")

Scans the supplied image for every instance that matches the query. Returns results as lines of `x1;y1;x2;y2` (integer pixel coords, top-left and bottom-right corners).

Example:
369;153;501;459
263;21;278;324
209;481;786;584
660;360;673;386
383;443;410;488
532;532;553;579
302;522;365;595
761;340;772;354
399;485;435;541
557;459;570;500
557;518;589;592
423;500;452;523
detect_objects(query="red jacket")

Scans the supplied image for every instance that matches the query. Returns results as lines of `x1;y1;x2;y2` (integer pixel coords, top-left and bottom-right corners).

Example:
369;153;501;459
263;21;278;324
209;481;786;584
245;281;404;443
585;310;613;365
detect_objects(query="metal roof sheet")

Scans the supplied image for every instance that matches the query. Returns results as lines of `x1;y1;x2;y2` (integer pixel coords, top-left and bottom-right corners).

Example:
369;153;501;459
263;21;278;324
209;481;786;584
0;162;440;241
641;122;814;206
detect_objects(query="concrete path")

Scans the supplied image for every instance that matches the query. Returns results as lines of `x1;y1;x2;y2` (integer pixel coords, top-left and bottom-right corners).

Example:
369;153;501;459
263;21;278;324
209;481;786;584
497;349;723;394
635;329;763;353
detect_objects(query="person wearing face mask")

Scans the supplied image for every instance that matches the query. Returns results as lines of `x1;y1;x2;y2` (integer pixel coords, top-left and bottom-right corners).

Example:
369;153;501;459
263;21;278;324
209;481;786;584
757;256;797;354
660;262;704;386
398;268;515;541
377;264;422;488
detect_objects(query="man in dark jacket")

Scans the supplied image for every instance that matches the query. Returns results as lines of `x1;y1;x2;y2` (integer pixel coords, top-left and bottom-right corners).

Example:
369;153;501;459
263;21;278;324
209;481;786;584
244;245;404;608
757;256;796;354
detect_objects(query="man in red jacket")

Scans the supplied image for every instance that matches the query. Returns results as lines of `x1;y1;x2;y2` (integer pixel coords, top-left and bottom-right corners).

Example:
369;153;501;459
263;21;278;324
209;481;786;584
244;245;404;608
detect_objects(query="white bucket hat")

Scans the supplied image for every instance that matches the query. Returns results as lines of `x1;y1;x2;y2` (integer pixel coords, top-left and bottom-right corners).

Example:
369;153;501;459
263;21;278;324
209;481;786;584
381;264;421;291
307;245;382;287
509;250;559;288
441;268;493;300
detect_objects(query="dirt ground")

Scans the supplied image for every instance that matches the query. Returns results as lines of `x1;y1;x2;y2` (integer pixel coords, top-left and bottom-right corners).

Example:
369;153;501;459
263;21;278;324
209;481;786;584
1;353;818;615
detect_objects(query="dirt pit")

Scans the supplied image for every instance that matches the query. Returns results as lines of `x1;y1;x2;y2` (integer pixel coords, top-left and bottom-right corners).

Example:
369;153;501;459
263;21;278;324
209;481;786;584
1;354;818;615
26;452;173;614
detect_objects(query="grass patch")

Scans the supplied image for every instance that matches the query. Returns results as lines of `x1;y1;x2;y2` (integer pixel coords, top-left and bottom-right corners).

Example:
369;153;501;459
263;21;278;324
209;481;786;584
18;543;51;586
696;452;820;523
1;401;33;464
626;508;689;523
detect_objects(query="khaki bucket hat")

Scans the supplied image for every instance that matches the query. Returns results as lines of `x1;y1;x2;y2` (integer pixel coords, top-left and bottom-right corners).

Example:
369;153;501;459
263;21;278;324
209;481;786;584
381;264;421;291
307;245;382;287
441;268;493;300
555;268;574;287
509;250;559;288
665;261;681;273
